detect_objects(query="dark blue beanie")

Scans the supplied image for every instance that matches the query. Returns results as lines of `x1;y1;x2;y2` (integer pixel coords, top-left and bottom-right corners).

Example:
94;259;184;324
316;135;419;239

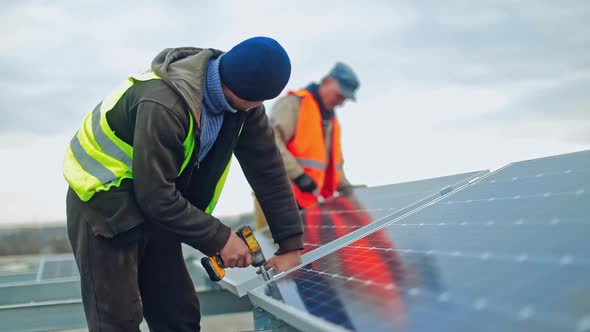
220;37;291;101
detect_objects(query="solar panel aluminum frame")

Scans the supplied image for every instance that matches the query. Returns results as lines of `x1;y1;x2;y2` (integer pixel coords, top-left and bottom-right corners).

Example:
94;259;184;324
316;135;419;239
249;291;351;332
0;279;81;306
0;299;87;332
194;170;489;297
0;280;254;330
0;272;38;285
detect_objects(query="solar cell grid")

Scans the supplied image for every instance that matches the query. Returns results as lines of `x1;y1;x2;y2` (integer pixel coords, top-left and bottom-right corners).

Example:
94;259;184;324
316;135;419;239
192;171;485;296
38;256;79;281
300;171;485;254
251;150;590;332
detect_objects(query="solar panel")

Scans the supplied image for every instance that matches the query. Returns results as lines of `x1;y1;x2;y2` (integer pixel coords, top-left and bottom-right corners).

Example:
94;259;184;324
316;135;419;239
192;171;486;296
249;150;590;332
37;255;79;281
300;171;486;255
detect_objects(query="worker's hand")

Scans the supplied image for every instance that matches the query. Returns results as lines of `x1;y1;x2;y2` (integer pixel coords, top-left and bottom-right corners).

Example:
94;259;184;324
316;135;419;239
219;233;253;268
261;250;302;274
293;174;318;194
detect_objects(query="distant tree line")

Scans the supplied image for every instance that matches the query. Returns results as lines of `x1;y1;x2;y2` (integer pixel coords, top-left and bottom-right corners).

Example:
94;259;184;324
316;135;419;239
0;226;71;256
0;213;254;256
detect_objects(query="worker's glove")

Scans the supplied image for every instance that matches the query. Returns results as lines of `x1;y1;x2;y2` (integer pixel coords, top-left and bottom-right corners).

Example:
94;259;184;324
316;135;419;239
293;174;318;194
338;184;367;196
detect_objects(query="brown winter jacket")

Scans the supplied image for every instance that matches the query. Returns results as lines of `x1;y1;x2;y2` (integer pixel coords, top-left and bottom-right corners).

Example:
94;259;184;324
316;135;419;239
66;47;303;256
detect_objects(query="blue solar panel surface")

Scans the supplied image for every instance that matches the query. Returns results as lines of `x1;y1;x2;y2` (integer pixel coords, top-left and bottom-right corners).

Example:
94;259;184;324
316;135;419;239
189;171;485;297
300;171;484;254
251;150;590;332
38;256;78;281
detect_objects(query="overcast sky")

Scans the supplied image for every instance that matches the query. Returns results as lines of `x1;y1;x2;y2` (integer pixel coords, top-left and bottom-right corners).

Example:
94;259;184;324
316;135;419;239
1;0;588;224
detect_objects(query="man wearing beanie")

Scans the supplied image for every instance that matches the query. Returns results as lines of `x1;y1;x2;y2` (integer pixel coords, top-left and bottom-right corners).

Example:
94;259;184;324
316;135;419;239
255;62;363;228
63;37;303;331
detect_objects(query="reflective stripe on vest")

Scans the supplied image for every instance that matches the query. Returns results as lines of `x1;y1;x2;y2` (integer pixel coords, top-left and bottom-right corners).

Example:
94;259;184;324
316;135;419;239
286;89;343;208
63;71;196;202
204;122;244;214
205;159;231;214
295;158;326;170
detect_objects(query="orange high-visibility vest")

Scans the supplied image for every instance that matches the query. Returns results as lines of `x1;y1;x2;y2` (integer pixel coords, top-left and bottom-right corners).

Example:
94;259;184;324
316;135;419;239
287;89;343;208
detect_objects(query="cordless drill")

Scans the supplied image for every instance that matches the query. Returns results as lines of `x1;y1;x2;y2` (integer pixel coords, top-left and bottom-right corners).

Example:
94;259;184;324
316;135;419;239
201;225;270;282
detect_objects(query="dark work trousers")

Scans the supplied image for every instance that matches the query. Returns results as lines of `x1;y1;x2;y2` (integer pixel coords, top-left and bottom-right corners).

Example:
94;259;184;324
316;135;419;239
66;191;201;332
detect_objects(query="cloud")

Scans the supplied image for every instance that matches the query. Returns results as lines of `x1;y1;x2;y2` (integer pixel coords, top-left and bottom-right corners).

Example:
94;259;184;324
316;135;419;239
1;0;589;222
2;0;588;134
566;129;590;144
488;73;590;120
458;71;590;145
378;1;590;87
0;0;408;135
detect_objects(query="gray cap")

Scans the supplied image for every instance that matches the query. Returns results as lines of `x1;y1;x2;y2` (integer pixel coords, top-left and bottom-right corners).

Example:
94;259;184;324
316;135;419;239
327;62;360;101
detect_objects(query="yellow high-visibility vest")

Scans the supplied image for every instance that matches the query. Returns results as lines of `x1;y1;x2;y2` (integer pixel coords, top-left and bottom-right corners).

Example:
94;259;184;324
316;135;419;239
63;71;230;214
